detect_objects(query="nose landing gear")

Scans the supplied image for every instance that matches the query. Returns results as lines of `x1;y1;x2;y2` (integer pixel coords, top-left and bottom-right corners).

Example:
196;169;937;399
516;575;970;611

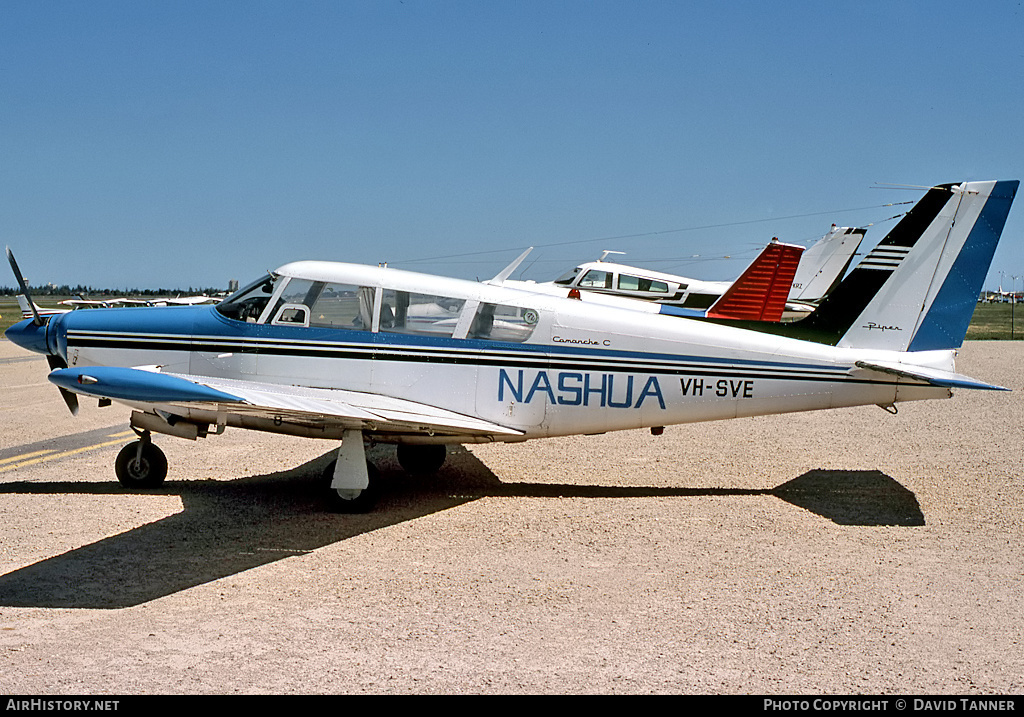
114;432;168;489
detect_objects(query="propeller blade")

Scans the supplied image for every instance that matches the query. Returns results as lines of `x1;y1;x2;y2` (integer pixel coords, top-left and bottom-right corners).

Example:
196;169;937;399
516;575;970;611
6;249;77;415
46;355;78;415
6;247;43;326
56;386;80;416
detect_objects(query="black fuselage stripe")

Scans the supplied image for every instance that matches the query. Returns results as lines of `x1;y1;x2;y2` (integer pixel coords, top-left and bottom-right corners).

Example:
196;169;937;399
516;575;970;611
67;334;898;386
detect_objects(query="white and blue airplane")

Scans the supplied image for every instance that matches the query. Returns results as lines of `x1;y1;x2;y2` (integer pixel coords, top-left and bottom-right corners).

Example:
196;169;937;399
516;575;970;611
5;180;1018;512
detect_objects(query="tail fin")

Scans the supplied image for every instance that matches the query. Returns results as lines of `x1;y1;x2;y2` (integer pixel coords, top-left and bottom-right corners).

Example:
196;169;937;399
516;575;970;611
705;239;804;321
789;226;865;302
839;180;1017;350
17;294;33;318
760;180;1018;350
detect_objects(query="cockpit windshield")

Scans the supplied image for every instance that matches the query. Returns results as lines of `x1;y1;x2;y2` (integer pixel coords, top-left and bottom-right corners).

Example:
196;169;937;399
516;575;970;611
216;273;279;322
553;267;582;285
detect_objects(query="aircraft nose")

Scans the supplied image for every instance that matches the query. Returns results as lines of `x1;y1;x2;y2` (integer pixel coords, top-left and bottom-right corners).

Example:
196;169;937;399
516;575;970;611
4;317;51;355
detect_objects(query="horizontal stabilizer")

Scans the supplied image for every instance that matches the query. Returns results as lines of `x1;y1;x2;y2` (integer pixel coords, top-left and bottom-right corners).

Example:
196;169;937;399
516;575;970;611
853;360;1008;391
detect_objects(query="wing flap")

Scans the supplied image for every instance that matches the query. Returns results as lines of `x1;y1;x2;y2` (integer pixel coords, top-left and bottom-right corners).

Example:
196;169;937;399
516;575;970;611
189;373;522;435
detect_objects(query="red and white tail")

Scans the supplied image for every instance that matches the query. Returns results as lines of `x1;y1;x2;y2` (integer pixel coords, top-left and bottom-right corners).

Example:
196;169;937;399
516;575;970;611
706;239;804;321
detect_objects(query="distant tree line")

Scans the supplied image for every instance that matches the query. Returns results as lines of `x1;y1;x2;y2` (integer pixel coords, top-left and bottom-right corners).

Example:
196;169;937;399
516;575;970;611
0;284;224;297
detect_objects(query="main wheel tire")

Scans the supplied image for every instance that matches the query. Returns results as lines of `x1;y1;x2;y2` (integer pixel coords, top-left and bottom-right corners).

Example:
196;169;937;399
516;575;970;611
322;459;379;513
114;441;168;489
396;443;447;475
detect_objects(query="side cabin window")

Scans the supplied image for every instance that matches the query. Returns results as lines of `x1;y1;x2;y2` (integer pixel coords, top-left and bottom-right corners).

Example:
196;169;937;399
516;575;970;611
469;303;539;343
309;284;374;330
617;274;670;294
577;269;613;290
378;290;466;338
268;278;373;331
220;275;540;343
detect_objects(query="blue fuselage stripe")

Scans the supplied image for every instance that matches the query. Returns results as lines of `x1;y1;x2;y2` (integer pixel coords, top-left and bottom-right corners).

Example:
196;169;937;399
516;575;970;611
65;328;877;385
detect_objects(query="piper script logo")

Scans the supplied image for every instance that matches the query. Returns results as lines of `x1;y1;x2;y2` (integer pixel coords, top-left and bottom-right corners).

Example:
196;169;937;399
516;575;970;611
863;322;902;332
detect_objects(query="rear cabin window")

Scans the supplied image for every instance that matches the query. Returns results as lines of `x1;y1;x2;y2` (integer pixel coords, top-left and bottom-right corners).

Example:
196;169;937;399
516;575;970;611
469;303;539;343
617;275;670;293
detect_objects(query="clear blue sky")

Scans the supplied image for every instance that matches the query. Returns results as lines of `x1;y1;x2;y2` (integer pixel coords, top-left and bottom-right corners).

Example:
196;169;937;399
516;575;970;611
2;1;1023;292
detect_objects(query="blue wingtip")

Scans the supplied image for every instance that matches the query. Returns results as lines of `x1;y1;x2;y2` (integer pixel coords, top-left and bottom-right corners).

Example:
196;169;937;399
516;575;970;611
48;367;243;404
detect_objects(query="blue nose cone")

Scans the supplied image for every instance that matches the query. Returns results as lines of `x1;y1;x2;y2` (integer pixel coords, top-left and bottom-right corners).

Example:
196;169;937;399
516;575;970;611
5;318;51;355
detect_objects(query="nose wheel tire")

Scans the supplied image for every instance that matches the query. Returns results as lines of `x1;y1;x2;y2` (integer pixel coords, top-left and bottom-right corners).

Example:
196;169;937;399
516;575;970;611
114;441;168;489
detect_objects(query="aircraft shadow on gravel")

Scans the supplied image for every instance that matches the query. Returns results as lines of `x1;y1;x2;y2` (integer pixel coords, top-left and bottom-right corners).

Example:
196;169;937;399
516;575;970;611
0;447;923;609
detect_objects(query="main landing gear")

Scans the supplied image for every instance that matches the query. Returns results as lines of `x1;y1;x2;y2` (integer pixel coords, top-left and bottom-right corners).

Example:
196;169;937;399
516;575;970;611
110;427;450;513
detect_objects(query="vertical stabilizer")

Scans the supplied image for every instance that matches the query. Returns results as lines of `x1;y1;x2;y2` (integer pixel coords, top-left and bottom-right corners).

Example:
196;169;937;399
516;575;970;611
720;181;1018;350
789;226;865;302
17;294;34;318
838;180;1017;351
791;180;1017;351
706;240;804;322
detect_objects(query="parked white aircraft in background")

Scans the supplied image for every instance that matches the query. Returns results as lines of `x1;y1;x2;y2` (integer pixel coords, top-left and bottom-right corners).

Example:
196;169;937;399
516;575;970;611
786;225;865;316
500;238;805;322
542;225;865;320
13;294;221;321
17;295;70;319
5;180;1018;513
60;295;221;308
59;297;151;308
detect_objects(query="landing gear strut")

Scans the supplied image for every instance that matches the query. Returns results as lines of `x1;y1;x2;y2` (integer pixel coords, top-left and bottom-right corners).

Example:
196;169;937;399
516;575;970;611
323;459;379;513
322;429;378;513
114;432;168;488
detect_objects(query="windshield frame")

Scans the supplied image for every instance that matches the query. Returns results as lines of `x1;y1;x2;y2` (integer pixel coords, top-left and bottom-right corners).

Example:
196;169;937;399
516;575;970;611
215;272;280;322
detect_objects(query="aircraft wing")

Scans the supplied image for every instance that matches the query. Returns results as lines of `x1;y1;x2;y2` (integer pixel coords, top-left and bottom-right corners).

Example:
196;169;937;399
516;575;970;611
853;360;1009;391
47;366;524;438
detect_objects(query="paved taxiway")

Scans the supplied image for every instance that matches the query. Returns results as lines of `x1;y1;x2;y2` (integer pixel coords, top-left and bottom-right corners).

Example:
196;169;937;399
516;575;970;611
0;338;1021;694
